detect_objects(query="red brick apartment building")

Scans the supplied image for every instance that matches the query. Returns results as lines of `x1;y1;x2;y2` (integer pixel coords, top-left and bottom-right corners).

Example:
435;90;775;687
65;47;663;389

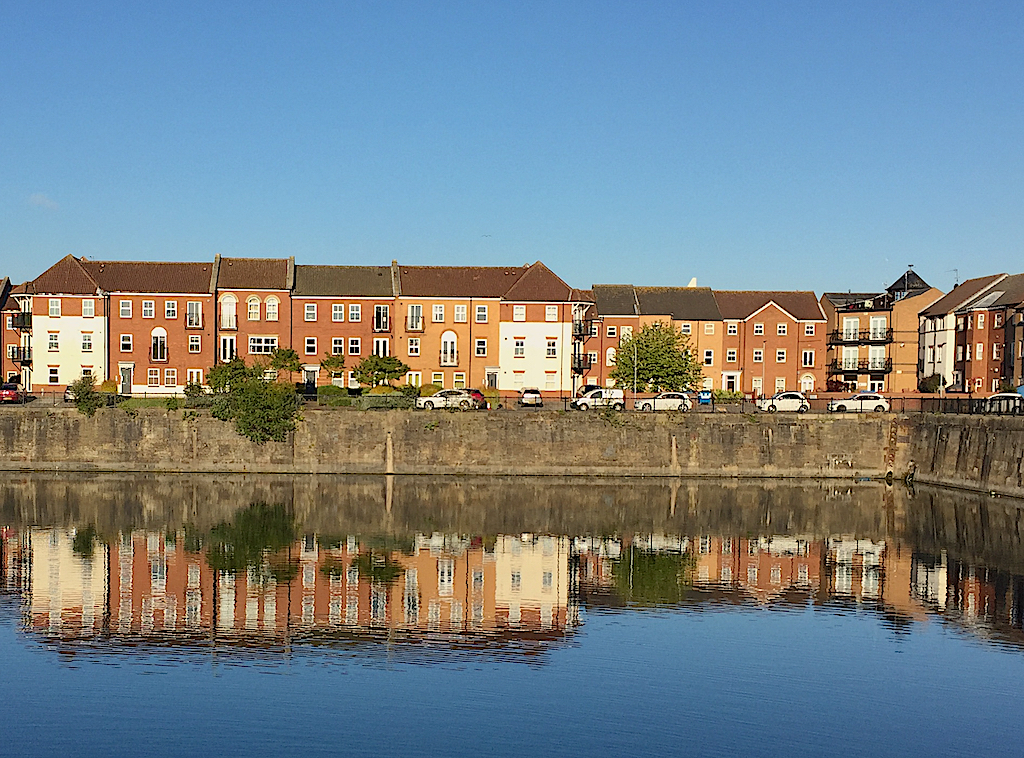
214;257;294;367
951;273;1024;394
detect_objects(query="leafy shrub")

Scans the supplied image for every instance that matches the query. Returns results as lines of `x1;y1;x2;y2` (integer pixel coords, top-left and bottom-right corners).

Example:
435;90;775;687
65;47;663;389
368;385;400;395
918;374;944;393
67;376;105;417
418;383;443;397
99;379;118;393
396;383;422;398
165;396;181;411
317;385;352;407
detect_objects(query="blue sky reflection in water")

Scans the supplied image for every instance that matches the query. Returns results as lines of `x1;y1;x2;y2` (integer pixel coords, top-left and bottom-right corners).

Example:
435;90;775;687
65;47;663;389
3;480;1024;756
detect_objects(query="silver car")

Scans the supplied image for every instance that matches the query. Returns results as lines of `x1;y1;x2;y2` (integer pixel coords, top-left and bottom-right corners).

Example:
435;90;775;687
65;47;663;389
634;392;693;412
756;391;810;413
416;389;479;410
986;392;1024;415
827;393;890;413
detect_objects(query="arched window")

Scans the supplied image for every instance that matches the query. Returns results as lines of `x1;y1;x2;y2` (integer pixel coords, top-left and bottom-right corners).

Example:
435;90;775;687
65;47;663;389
220;294;237;330
440;330;458;366
247;296;261;321
151;326;168;362
606;347;616;367
265;296;279;322
800;374;815;393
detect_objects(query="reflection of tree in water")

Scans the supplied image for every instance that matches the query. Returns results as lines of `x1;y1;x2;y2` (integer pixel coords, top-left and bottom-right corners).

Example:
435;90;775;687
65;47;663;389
320;535;411;587
203;502;298;583
72;525;99;559
614;549;695;606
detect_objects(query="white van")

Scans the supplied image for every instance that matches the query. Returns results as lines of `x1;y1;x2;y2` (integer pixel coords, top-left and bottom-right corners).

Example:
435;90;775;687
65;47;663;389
572;387;625;411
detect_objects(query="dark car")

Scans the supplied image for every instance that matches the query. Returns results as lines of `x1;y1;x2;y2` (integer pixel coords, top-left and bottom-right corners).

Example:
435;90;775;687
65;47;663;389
0;383;26;404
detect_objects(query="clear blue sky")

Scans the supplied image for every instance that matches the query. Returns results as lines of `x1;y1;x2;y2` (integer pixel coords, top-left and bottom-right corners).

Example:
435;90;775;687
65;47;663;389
2;1;1021;294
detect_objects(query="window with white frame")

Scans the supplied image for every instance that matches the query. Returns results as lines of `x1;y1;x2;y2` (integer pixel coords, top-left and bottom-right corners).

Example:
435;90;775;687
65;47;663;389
978;313;985;329
48;333;58;351
406;371;421;387
703;350;714;366
48;367;59;384
726;348;737;362
121;334;133;352
406;304;422;330
331;337;344;355
681;323;692;334
373;338;389;357
148;368;160;387
80;367;92;378
804;323;815;336
189;335;201;353
727;322;738;335
777;323;787;336
432;304;444;322
348;337;361;355
187;369;203;386
956;345;963;361
513;372;524;389
545;305;558;322
802;350;814;367
753;349;763;363
753;323;764;335
475;304;488;323
305;337;317;355
349;304;361;322
143;300;155;318
332;303;344;322
545;372;556;390
705;322;715;335
165;301;177;319
993;342;1001;360
49;299;61;317
408;338;420;357
151;330;167;361
976;343;984;360
120;300;132;318
588;350;598;365
305;303;317;322
606;325;617;338
453;304;467;323
514;339;525;357
431;372;444;385
606;347;616;366
248;336;277;354
775;377;786;392
81;333;92;352
475;339;486;357
247;297;260;321
186;301;202;328
82;299;95;318
995;312;1004;328
453;372;466;389
621;325;633;339
776;349;786;363
265;297;279;322
513;305;526;322
164;368;177;386
546;339;557;358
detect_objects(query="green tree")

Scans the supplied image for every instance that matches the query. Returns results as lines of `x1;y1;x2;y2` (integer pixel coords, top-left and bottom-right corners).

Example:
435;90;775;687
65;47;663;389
205;502;298;583
353;355;410;388
208;359;301;443
67;375;105;417
320;352;346;381
610;322;703;392
918;373;945;393
207;358;260;393
270;347;302;383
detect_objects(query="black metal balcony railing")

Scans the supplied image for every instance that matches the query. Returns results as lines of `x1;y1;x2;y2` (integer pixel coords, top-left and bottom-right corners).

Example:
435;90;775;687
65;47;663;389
571;354;594;373
439;350;458;367
185;315;203;329
373;318;391;333
12;313;32;330
406;318;423;332
828;328;894;345
12;347;32;364
827;358;893;374
572;320;594;339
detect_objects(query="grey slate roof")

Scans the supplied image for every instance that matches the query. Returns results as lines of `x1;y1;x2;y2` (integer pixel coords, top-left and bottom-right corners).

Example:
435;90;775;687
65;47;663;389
592;285;638;316
992;274;1024;308
635;287;722;321
919;274;1006;317
293;265;395;297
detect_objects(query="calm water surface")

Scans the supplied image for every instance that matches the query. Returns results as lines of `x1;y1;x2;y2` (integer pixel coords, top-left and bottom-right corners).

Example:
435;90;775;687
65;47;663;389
2;475;1023;757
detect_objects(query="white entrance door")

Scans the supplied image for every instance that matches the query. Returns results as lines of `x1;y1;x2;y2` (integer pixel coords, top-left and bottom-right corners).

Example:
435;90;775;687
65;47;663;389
220;336;236;362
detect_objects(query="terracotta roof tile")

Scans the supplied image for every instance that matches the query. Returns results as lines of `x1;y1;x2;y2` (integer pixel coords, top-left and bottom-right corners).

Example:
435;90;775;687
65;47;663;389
398;265;526;298
714;291;826;321
502;262;575;302
217;257;291;290
81;260;214;293
25;255;100;295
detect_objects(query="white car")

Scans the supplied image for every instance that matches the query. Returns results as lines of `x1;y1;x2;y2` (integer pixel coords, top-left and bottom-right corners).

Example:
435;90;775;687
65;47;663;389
416;389;479;410
634;392;693;412
827;393;890;413
756;391;810;413
986;392;1024;415
572;388;625;411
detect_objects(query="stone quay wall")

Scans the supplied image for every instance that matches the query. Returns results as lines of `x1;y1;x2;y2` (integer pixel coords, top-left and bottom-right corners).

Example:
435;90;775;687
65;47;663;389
0;408;1021;497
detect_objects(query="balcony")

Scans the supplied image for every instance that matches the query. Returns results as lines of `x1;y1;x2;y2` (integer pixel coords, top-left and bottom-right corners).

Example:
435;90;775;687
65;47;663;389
572;319;594;339
440;350;458;367
406;318;423;332
828;358;893;375
373;317;391;333
571;354;594;373
185;315;204;329
827;328;893;345
150;348;169;363
11;312;31;330
11;347;31;364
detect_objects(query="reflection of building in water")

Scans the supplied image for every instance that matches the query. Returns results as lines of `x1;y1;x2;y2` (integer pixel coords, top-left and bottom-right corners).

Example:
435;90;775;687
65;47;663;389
1;527;31;593
693;536;820;603
9;529;578;645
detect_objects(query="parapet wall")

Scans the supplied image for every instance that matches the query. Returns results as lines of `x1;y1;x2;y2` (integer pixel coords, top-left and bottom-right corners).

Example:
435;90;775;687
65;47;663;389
0;408;1021;497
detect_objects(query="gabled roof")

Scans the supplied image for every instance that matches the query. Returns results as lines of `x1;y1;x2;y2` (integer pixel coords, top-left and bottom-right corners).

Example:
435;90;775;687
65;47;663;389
887;268;931;296
919;274;1006;318
81;260;215;293
714;291;826;321
592;285;638;317
23;254;100;295
0;277;10;312
397;265;527;298
216;257;292;290
293;265;395;297
635;286;722;321
502;262;575;302
992;274;1024;308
